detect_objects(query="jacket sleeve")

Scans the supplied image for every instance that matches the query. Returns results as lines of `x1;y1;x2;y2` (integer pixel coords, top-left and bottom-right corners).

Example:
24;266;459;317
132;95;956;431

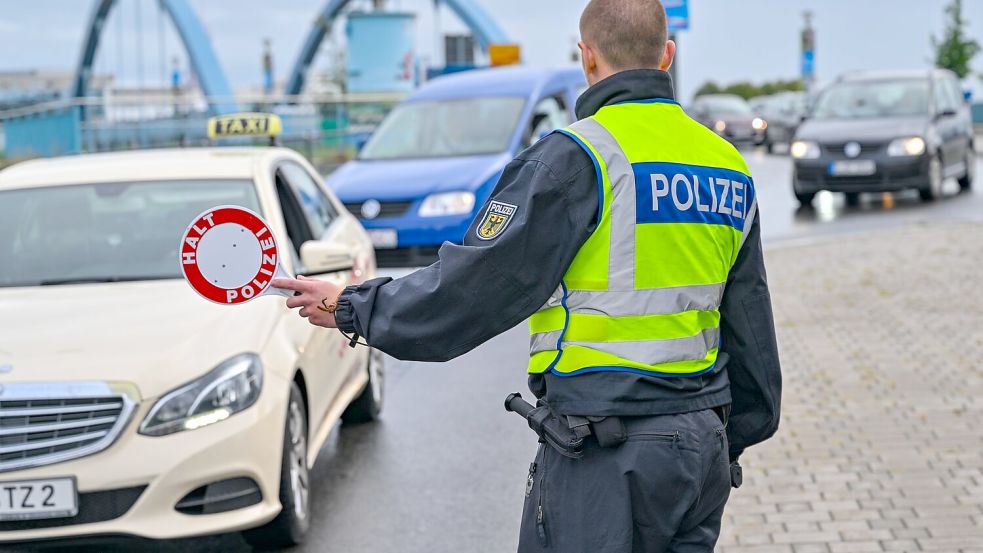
719;211;783;462
334;135;598;362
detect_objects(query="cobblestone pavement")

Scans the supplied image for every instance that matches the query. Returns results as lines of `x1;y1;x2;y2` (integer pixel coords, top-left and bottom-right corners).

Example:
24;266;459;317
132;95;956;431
717;222;983;553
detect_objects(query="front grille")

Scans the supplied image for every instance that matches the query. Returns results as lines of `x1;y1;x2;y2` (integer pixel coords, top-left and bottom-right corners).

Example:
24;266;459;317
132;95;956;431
0;485;145;531
823;141;886;157
0;383;135;472
344;200;414;219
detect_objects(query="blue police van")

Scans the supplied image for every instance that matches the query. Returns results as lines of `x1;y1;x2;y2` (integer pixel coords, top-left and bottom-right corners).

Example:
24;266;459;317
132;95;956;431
329;66;585;267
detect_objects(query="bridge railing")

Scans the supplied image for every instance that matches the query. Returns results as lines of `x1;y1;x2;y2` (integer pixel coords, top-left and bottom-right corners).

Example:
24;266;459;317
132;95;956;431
0;93;406;173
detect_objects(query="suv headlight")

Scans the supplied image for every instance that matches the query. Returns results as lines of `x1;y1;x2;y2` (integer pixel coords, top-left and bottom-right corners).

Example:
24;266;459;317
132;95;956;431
418;191;476;217
887;136;926;157
752;117;768;131
139;353;263;436
791;140;821;159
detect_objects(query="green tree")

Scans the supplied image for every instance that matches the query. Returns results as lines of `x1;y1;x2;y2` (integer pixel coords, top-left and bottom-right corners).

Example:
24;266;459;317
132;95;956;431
932;0;980;78
694;81;721;96
694;79;805;100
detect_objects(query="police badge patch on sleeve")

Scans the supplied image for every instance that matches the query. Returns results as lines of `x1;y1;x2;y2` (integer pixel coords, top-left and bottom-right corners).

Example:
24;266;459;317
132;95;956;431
476;201;518;240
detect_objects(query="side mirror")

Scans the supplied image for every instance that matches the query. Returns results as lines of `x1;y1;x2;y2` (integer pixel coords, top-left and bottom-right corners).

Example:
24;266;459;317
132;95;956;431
299;241;354;275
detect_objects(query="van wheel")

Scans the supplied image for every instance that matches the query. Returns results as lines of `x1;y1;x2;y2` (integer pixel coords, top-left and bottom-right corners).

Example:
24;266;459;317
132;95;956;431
958;146;975;191
243;383;310;549
342;348;384;424
919;154;944;202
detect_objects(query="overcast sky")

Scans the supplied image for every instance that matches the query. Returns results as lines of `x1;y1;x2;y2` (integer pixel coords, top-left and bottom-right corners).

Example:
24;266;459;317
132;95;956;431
2;0;983;101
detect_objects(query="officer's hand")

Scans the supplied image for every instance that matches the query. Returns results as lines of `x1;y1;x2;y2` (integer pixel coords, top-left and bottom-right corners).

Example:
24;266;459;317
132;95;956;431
273;275;344;329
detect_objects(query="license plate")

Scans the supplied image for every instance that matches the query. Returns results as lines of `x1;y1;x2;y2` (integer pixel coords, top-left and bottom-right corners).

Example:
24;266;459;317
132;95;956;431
0;477;78;521
367;229;398;250
829;160;876;176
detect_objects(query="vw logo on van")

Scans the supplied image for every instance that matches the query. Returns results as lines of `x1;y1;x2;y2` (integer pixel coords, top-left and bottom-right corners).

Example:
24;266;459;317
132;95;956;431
361;199;382;220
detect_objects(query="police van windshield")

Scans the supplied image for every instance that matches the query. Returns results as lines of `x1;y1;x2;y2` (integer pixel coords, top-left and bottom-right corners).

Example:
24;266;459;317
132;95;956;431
359;97;527;160
812;79;930;120
0;180;261;287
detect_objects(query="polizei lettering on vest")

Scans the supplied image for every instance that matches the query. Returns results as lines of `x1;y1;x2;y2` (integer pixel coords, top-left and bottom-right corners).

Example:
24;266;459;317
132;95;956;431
650;173;744;218
635;162;753;230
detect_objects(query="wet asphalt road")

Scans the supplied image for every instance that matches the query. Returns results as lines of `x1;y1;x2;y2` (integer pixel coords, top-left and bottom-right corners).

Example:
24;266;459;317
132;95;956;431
15;150;983;553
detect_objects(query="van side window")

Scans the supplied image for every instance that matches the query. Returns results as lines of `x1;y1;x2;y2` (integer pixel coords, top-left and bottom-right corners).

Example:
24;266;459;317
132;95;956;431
527;95;573;147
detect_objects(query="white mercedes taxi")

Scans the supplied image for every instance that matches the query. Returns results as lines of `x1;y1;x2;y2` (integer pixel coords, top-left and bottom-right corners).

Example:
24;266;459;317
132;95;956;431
0;115;382;547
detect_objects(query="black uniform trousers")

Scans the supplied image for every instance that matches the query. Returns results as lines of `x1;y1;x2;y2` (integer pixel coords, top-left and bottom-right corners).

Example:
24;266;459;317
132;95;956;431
518;408;731;553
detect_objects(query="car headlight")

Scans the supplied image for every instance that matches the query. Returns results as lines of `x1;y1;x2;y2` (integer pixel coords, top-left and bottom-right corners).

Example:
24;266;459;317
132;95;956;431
714;120;727;133
887;136;926;157
139;353;263;437
418;191;476;217
752;117;768;131
790;140;821;159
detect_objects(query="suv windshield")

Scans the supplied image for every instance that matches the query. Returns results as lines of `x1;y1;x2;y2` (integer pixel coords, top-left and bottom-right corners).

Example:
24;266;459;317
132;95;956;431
359;97;527;160
0;180;260;287
813;79;930;119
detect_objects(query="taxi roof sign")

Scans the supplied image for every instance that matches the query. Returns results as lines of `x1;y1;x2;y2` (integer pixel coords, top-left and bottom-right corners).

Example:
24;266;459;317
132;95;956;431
489;44;521;66
207;113;283;141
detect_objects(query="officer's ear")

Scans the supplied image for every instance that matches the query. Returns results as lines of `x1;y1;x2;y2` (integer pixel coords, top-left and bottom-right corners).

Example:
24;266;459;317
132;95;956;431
659;39;677;72
579;40;599;85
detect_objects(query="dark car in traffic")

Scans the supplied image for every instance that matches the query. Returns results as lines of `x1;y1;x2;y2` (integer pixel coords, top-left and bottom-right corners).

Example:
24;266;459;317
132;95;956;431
791;69;975;207
689;94;767;147
750;91;807;153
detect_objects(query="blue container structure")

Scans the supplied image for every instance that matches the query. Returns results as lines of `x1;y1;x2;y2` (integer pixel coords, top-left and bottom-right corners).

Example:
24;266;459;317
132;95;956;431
4;107;82;158
346;12;417;94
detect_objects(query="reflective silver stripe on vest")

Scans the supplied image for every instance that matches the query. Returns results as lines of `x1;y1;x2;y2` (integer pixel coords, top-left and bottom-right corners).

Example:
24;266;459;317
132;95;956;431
530;330;564;355
567;327;719;365
565;284;725;317
530;324;719;362
567;118;636;291
740;197;758;249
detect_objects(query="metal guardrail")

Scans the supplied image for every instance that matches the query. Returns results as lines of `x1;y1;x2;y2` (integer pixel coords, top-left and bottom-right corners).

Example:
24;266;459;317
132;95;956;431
0;93;406;172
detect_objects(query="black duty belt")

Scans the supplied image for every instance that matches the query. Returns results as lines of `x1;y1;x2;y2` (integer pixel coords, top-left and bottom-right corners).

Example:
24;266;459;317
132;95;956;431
505;393;743;488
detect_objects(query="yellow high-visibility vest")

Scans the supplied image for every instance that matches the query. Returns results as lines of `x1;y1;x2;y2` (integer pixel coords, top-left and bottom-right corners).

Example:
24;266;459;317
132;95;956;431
528;99;756;377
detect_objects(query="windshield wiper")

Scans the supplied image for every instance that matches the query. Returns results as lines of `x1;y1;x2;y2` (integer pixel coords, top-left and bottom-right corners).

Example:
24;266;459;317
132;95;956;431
38;276;175;286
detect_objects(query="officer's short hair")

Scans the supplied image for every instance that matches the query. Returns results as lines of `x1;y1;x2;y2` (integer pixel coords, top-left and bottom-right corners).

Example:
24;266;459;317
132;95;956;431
580;0;668;70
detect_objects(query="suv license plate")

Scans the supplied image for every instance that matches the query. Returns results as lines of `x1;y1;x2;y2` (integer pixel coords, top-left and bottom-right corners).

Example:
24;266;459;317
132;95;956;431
829;160;876;176
367;229;398;250
0;477;78;521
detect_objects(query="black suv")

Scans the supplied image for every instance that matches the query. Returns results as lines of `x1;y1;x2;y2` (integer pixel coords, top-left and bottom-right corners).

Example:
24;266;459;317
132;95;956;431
791;69;975;206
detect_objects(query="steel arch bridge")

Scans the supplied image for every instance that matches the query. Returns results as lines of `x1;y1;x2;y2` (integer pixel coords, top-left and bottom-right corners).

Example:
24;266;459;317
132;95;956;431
73;0;237;114
284;0;510;95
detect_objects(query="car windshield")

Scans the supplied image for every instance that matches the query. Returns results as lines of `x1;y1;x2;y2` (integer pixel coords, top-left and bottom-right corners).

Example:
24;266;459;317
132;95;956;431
813;79;930;119
0;179;261;287
696;96;753;115
359;96;527;160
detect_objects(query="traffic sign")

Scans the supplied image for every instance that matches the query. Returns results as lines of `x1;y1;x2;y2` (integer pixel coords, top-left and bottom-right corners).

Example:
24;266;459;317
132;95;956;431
180;206;294;305
665;0;689;31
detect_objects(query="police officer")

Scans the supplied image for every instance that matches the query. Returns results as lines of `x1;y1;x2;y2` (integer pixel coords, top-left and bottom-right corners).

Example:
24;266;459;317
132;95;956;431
275;0;782;550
